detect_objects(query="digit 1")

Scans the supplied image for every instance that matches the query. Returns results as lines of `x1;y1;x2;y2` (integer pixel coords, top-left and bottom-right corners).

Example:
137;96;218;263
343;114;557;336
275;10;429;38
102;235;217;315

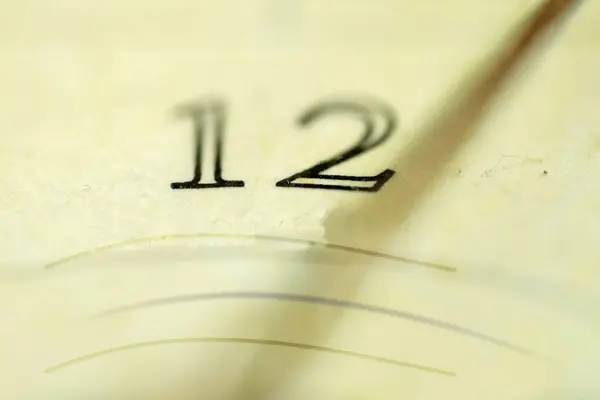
171;100;245;189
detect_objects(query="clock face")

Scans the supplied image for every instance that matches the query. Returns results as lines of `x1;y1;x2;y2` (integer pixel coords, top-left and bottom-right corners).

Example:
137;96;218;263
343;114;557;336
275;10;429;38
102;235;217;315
1;0;599;398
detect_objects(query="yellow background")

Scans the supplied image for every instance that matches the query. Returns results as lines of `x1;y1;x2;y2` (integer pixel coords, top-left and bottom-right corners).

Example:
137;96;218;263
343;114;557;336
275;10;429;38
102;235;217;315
1;0;599;398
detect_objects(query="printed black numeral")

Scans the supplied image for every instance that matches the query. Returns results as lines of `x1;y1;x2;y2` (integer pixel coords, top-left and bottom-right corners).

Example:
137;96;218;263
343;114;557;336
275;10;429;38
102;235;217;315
275;98;397;192
171;99;245;190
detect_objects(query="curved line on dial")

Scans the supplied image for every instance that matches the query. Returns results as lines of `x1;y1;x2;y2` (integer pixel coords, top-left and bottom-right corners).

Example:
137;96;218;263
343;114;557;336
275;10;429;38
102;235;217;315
95;291;538;359
44;337;456;377
44;233;456;272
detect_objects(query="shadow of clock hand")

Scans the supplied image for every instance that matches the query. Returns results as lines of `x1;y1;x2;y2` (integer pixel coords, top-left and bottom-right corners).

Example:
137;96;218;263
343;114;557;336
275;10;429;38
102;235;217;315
232;1;584;398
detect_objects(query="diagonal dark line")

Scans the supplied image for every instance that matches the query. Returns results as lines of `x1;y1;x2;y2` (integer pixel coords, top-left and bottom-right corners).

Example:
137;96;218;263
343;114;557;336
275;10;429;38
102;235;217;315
238;1;586;398
324;0;585;248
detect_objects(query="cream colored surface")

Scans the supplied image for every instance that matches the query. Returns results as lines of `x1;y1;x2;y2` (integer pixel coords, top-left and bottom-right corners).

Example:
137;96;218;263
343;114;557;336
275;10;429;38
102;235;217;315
1;0;599;399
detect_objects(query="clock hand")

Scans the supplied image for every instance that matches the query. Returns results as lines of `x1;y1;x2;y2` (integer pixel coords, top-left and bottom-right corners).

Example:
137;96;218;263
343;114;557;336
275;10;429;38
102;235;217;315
232;1;584;398
324;0;584;250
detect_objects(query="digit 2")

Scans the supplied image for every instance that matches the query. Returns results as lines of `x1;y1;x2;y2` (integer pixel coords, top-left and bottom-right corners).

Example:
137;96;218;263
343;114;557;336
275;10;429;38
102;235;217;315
171;99;245;190
275;98;397;192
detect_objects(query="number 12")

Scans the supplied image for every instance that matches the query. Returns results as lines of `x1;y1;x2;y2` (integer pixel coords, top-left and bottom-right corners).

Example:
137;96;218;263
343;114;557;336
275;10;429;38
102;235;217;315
171;97;397;192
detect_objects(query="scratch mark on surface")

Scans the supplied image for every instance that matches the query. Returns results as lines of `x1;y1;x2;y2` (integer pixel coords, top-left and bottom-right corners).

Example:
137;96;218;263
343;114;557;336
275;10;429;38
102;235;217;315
482;154;543;177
